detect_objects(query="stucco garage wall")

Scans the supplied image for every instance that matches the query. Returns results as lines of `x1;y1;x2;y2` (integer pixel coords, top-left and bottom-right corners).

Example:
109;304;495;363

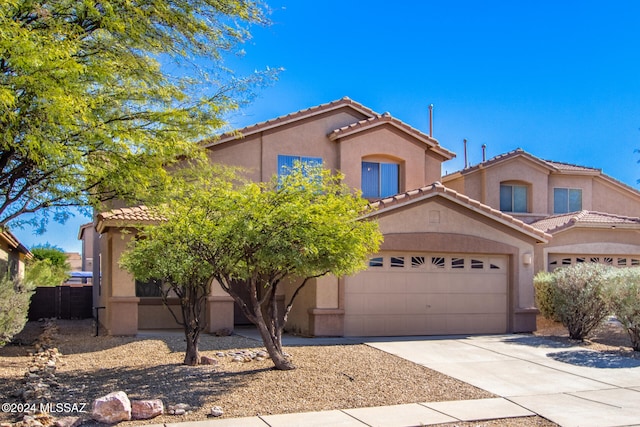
535;227;640;273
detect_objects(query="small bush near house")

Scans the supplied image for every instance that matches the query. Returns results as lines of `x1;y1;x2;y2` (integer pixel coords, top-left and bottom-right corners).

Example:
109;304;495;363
552;263;611;340
0;276;35;346
534;271;559;321
603;267;640;351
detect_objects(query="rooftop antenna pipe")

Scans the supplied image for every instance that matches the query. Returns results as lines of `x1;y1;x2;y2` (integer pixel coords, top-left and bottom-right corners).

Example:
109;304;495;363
463;138;468;168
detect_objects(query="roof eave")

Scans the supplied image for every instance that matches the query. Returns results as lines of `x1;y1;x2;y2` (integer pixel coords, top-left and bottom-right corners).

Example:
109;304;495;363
363;188;550;243
203;98;378;148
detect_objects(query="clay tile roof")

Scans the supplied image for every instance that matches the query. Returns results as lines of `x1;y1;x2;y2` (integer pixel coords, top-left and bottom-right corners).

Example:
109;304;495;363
202;97;378;147
96;206;165;233
328;114;455;160
543;160;599;172
532;210;640;234
368;182;550;242
444;148;600;177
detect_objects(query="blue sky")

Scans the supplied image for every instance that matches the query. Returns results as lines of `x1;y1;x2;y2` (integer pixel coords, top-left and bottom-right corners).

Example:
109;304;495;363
12;0;640;253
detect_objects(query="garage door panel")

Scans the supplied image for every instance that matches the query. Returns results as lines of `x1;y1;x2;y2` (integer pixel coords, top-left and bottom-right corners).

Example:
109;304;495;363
447;314;506;334
447;294;507;314
344;253;508;336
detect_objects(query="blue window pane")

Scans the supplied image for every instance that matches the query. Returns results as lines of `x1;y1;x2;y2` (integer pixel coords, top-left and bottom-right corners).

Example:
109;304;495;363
362;162;379;198
278;155;322;178
278;155;297;177
554;188;569;214
500;185;512;211
513;185;527;212
380;163;399;198
569;189;582;212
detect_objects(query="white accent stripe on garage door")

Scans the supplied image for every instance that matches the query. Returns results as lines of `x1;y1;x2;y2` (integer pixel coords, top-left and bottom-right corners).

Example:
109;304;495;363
344;253;508;336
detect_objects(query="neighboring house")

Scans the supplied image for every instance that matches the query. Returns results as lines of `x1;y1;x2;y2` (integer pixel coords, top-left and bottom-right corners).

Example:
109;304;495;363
443;148;640;274
0;229;32;281
85;98;637;337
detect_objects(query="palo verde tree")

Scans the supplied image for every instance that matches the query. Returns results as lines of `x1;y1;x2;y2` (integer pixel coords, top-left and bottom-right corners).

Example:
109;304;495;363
148;164;382;370
0;0;275;231
119;222;216;366
119;167;234;365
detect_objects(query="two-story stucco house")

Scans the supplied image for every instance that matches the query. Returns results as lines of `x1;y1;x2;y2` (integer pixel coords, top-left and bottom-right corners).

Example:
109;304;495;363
443;148;640;275
87;97;638;338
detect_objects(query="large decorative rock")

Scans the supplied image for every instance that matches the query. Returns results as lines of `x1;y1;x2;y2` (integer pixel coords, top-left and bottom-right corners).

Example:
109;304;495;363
92;391;131;424
131;399;163;420
210;406;224;417
200;356;218;366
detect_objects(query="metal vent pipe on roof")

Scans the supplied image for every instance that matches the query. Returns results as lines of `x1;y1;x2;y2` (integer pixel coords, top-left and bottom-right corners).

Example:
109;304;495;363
463;138;468;168
428;104;434;137
482;144;487;162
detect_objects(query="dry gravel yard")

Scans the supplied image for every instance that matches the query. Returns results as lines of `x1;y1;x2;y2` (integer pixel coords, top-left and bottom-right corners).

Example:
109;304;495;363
4;317;626;426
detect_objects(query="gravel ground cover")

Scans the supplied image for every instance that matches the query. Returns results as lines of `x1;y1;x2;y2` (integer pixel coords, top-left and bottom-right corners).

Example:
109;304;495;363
4;316;628;427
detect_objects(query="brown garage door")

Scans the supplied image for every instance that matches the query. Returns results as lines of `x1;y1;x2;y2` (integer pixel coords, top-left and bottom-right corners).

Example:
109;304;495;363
344;253;508;336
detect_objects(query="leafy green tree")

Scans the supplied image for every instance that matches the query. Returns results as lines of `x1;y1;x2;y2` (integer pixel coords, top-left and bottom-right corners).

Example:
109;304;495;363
130;165;382;370
23;244;70;287
119;168;235;365
31;244;69;268
0;0;274;231
120;226;216;365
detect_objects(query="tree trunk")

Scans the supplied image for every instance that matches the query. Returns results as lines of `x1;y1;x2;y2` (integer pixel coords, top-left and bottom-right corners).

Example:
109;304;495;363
183;328;201;365
255;317;294;370
252;281;294;370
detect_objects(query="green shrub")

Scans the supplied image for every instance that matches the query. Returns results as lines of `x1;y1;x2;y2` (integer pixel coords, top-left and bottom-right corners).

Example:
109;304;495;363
534;271;558;320
552;263;611;340
0;276;35;347
603;267;640;351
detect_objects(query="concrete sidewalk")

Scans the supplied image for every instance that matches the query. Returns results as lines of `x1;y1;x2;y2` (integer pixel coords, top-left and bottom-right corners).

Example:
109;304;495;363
368;335;640;427
157;397;533;427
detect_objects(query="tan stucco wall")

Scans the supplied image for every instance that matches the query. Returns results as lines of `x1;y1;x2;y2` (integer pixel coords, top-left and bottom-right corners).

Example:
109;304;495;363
547;175;594;212
207;109;369;183
592;178;640;217
338;126;436;193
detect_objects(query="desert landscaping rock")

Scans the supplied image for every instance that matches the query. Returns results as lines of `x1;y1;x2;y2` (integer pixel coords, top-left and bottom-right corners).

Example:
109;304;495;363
209;406;224;417
92;391;132;424
131;399;163;420
199;356;218;365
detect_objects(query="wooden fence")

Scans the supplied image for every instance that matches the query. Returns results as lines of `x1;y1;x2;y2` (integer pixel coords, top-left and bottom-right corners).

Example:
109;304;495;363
28;285;93;320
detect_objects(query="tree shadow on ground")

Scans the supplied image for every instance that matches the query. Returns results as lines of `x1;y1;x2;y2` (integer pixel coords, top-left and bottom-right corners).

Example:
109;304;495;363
502;335;577;349
53;363;271;408
547;350;640;368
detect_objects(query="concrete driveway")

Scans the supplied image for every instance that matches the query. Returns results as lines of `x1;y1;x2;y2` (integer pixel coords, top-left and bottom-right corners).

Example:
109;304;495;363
366;335;640;427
